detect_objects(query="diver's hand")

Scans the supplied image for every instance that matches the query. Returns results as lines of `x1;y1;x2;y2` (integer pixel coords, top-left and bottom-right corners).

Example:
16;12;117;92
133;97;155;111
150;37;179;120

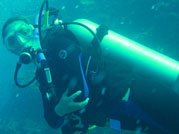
55;89;89;116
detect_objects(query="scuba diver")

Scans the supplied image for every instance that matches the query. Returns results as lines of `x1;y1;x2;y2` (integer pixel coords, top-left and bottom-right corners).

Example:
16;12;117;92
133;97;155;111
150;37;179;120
0;17;167;134
2;1;179;134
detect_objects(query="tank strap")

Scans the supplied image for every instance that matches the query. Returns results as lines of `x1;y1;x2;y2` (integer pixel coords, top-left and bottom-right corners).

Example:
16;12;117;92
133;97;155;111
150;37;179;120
92;25;108;43
88;25;108;72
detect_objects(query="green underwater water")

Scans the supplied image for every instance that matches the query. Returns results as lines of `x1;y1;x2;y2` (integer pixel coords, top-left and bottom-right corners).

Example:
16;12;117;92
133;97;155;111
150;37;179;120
0;0;179;134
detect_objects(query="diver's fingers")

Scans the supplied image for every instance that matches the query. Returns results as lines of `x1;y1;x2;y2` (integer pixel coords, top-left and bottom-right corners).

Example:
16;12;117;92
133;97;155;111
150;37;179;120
74;97;90;108
69;90;82;100
62;88;69;98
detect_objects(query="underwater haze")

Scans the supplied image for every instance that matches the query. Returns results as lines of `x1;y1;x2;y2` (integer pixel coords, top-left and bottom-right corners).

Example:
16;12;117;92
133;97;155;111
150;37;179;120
0;0;179;134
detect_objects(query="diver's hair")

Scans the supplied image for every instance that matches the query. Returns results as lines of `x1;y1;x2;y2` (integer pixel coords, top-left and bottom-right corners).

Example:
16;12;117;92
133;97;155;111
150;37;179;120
2;16;30;44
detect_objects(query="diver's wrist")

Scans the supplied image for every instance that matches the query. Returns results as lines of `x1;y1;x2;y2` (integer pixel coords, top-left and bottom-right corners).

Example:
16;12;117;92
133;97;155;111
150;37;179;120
55;105;65;117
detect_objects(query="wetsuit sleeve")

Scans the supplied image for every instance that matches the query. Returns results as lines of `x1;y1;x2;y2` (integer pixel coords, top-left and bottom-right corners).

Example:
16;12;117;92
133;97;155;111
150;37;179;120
39;86;64;129
36;69;64;129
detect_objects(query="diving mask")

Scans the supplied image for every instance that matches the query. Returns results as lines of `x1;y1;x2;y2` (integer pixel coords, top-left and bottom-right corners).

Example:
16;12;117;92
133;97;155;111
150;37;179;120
4;28;34;54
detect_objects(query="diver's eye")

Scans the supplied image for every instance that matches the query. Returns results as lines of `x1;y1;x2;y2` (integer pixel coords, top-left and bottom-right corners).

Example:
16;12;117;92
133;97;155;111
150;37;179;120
6;35;17;48
19;28;31;37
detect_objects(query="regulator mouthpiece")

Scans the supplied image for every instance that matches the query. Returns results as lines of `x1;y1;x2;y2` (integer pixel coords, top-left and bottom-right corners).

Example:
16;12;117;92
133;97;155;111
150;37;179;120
20;52;32;64
19;47;36;64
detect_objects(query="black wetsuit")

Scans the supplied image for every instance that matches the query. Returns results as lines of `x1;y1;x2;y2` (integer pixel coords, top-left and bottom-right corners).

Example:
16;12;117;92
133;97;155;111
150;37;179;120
35;26;127;133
